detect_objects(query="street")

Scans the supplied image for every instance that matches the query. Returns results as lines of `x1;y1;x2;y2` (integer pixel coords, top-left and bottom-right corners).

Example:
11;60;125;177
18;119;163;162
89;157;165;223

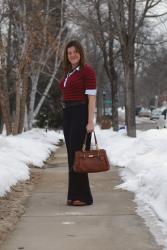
136;117;157;131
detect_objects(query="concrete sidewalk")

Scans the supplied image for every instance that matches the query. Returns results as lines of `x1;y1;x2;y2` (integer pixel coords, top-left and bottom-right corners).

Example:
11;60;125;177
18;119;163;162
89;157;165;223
0;144;162;250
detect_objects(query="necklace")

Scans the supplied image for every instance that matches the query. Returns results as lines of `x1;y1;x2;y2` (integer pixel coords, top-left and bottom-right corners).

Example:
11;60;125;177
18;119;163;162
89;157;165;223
64;66;80;87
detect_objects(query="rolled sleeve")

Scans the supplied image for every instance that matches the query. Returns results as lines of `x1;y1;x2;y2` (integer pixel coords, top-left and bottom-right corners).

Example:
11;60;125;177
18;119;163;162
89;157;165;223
85;89;97;95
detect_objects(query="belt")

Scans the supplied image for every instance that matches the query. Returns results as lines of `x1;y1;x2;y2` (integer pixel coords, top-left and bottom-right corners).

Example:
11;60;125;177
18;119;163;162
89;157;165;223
62;100;87;109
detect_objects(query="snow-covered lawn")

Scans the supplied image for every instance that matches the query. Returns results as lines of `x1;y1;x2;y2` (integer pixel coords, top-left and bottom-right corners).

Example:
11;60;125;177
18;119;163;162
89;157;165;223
96;126;167;249
0;128;63;197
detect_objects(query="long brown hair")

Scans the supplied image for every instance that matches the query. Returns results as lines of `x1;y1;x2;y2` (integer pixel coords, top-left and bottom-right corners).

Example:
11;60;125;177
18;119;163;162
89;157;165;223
63;40;85;75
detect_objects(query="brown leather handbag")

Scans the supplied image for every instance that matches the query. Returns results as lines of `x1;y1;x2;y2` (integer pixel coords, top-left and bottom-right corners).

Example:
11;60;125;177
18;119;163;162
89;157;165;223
73;132;110;173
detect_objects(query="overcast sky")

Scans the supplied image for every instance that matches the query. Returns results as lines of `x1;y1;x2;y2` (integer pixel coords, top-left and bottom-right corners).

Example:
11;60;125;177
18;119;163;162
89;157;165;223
148;1;167;35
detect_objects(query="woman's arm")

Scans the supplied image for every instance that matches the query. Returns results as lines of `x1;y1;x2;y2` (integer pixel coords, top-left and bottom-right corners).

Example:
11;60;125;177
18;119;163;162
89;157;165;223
86;95;96;133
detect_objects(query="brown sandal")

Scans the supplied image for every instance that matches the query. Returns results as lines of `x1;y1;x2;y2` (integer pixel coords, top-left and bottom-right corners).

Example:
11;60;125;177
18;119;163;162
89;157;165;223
72;200;87;206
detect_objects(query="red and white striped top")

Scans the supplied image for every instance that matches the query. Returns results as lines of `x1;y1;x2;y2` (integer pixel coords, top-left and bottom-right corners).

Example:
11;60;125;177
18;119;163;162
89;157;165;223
60;64;96;101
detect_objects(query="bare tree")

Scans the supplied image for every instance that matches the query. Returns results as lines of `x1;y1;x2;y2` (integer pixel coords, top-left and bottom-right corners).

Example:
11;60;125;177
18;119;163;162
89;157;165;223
28;0;67;129
12;0;34;134
0;0;68;134
94;0;119;130
109;0;167;137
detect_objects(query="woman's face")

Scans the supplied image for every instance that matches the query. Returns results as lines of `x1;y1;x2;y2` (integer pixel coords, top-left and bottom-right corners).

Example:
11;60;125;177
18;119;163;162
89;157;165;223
67;46;80;68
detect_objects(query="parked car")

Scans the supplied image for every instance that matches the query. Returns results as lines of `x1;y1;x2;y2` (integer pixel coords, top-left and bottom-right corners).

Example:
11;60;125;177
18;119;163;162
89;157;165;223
150;106;167;120
138;107;151;117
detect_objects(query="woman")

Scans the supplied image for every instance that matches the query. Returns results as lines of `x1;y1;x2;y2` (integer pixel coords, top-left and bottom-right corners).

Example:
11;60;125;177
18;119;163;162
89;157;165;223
60;40;96;206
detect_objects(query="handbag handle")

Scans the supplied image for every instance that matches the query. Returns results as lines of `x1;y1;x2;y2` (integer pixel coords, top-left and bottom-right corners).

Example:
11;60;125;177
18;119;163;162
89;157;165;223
82;132;99;151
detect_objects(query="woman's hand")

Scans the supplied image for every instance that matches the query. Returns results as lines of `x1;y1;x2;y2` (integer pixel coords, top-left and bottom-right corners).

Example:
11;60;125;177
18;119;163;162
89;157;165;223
86;122;94;133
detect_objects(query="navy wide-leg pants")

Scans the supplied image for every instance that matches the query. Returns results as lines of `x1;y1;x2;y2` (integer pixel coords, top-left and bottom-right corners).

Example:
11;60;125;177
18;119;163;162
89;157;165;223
63;103;93;205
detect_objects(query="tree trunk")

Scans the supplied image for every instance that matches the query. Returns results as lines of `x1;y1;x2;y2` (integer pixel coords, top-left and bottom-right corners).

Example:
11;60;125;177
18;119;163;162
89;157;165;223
111;75;119;131
123;33;136;137
96;65;104;123
13;76;21;135
0;70;12;135
124;60;136;137
109;41;119;131
124;0;136;137
109;0;136;137
28;60;42;129
19;67;29;133
6;9;12;86
108;3;119;131
24;105;28;131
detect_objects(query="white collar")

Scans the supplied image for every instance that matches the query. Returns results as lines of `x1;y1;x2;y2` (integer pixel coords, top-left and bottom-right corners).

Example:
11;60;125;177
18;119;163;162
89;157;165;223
76;66;80;71
70;66;80;73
